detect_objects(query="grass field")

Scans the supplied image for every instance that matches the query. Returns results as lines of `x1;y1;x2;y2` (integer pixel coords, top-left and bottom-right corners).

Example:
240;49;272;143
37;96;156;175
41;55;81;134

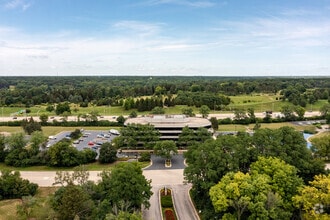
0;126;121;136
0;94;328;118
0;187;58;220
219;122;317;132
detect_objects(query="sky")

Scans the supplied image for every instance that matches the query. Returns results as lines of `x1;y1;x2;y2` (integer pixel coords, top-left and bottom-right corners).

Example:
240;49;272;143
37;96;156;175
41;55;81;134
0;0;330;76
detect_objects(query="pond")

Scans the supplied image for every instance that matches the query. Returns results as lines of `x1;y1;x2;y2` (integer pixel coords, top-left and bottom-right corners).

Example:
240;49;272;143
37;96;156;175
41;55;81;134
303;133;313;149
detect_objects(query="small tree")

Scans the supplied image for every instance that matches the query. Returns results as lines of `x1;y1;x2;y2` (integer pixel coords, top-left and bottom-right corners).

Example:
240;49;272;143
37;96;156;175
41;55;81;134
209;117;219;130
22;117;42;135
99;142;117;164
39;114;49;125
55;102;71;115
151;106;165;114
116;115;126;125
199;105;210;118
129;111;137;118
181;107;195;117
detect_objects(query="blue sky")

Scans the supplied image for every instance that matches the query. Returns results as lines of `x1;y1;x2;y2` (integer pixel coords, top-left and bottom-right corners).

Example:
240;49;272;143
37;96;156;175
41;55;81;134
0;0;329;76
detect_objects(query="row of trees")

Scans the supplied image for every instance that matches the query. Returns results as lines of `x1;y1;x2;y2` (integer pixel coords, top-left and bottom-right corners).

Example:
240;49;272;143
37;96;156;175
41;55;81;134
1;76;329;108
112;124;212;149
0;131;97;167
184;126;327;219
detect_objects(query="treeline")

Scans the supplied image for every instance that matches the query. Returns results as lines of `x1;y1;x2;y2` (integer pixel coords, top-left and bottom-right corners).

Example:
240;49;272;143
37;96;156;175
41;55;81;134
1;76;329;108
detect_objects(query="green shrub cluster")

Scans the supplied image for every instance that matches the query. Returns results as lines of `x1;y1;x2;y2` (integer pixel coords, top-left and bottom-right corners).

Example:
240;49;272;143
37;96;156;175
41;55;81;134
161;195;173;208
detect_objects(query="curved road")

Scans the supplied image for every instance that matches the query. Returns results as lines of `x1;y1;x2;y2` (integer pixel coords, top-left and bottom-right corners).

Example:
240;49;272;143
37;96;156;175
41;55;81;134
20;155;199;220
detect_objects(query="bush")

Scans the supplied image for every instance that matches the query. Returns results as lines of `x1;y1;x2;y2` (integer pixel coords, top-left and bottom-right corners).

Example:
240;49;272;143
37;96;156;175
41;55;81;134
164;209;176;220
161;195;173;208
138;152;151;162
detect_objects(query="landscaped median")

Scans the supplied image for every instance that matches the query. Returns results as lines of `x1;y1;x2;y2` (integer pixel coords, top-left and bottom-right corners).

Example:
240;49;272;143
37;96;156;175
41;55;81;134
160;187;178;220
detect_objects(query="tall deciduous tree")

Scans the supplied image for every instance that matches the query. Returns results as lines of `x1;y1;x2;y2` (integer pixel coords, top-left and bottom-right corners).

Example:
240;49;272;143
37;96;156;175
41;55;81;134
0;170;38;200
99;142;117;164
99;163;152;210
311;134;330;160
47;140;80;167
210;157;303;219
154;140;178;161
293;174;330;219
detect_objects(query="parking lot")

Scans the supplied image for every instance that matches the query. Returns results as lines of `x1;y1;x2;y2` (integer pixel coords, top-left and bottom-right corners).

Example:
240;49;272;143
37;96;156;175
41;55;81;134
46;129;119;153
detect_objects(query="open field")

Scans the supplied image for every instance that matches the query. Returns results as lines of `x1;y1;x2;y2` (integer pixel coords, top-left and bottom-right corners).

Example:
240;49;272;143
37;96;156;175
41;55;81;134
0;95;328;118
218;122;317;132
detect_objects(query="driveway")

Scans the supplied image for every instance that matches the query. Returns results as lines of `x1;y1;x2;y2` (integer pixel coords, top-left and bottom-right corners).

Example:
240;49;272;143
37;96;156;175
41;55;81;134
144;154;186;170
20;154;199;220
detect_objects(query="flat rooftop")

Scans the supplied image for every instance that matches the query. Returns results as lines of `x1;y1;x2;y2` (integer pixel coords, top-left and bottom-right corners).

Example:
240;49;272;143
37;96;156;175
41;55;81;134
124;115;211;128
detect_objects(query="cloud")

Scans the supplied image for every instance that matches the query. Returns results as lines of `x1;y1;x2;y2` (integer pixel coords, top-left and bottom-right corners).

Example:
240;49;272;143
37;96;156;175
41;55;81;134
4;0;32;11
143;0;216;8
113;20;164;36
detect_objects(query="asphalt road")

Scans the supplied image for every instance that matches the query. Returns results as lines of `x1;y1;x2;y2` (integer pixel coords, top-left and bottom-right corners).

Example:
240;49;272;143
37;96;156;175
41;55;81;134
20;154;199;220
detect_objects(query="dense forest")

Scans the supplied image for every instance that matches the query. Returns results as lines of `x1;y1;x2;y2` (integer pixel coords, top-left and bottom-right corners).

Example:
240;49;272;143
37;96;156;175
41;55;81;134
0;76;329;109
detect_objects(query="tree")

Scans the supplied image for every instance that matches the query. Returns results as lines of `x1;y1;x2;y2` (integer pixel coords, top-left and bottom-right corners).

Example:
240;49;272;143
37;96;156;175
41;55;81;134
29;131;47;155
51;167;94;219
22;117;42;135
311;134;330;160
210;157;303;219
47;140;80;167
181;107;195;117
16;196;40;219
106;211;143;220
253;127;325;183
129;111;137;118
250;156;304;213
209;172;269;220
293;174;330;219
46;105;54;112
51;184;94;220
55;102;71;115
151;106;165;114
0;170;38;200
247;107;256;123
116;115;126;125
113;124;160;149
53;166;90;186
184;138;240;219
295;106;306;120
153;140;178;161
280;104;296;121
5;132;27;151
39;113;49;125
199;105;210;118
99;142;117;164
233;109;249;124
320;103;330;117
209;117;219;130
99;163;152;210
0;134;7;162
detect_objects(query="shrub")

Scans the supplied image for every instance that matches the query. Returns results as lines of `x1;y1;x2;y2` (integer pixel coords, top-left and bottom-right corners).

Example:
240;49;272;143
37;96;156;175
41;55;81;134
161;195;173;208
164;209;176;220
138;152;151;162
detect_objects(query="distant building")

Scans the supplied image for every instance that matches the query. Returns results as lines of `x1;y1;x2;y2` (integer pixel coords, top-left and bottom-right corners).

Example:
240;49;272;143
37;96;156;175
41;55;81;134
124;115;212;140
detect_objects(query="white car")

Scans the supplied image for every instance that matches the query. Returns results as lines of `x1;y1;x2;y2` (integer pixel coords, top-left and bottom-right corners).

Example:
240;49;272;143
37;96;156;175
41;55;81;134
48;136;56;140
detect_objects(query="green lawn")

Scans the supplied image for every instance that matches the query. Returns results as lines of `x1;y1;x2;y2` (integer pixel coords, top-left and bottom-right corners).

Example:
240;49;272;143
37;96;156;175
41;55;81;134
219;122;317;132
0;95;328;118
0;160;150;172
